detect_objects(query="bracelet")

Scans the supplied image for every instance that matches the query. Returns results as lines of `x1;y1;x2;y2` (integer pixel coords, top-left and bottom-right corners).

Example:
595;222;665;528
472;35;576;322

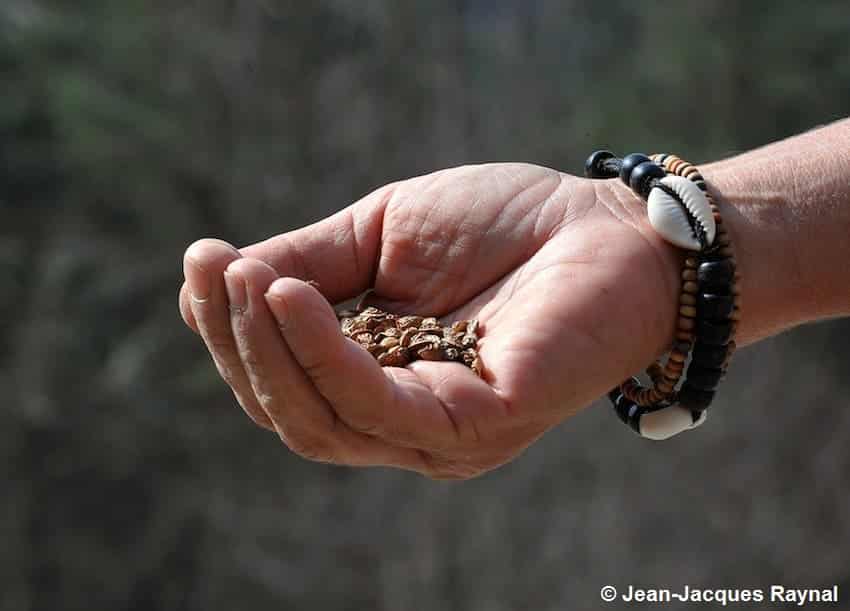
584;151;740;440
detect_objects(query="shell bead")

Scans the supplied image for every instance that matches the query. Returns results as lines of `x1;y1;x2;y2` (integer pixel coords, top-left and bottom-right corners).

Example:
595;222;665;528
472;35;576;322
646;175;716;250
638;405;706;440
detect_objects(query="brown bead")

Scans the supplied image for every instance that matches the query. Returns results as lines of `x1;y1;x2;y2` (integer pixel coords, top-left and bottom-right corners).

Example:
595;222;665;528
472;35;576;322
656;382;674;395
682;281;699;294
669;350;687;363
680;293;697;306
719;246;735;257
677;317;695;331
679;305;697;318
665;360;685;373
682;269;698;281
684;256;699;269
646;362;664;382
676;330;693;342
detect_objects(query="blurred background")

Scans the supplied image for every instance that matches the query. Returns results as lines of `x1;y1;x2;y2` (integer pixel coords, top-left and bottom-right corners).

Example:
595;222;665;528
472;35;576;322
2;2;849;610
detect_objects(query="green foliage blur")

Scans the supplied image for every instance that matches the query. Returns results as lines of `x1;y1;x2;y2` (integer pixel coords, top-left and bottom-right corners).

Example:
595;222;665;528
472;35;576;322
2;2;849;610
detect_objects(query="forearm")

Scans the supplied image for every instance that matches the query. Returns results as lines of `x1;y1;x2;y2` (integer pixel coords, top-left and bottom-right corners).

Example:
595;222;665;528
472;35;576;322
703;118;850;346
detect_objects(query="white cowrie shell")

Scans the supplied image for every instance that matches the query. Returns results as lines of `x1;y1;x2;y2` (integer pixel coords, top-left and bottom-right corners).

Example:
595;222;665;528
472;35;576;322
638;405;707;441
647;175;716;250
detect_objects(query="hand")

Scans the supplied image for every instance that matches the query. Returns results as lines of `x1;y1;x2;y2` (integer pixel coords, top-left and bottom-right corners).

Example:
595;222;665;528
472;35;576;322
178;163;683;478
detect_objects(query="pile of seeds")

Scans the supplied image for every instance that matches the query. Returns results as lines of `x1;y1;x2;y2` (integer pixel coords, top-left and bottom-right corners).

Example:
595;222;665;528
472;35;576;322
337;305;482;376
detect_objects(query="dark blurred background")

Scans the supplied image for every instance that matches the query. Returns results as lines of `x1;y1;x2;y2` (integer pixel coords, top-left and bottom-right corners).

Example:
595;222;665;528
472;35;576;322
2;2;850;610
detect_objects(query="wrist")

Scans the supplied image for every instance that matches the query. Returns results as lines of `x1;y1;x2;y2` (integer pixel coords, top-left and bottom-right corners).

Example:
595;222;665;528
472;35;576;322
702;126;850;345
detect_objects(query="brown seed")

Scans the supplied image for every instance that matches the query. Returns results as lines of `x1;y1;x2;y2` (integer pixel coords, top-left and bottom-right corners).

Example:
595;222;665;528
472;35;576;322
397;315;423;329
417;346;444;361
367;343;385;357
380;337;399;349
372;319;397;334
354;332;374;345
378;346;409;367
399;328;417;347
451;320;468;334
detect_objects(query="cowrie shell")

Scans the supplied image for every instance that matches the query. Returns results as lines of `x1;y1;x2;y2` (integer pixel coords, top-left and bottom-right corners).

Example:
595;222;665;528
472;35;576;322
638;405;707;440
647;176;716;250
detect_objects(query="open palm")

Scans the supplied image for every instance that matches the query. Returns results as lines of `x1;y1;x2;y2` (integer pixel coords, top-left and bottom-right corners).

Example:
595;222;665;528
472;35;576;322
180;163;680;478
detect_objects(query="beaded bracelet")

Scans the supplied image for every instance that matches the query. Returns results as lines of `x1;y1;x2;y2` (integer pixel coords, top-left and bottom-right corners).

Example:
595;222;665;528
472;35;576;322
584;151;740;440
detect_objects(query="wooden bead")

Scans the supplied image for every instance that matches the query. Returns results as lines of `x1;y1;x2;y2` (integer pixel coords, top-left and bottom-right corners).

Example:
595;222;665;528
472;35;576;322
698;260;734;291
697;293;734;320
677;317;695;331
676;330;693;342
647;388;664;402
669;350;687;363
664;360;685;373
683;281;699;294
682;269;698;281
684;256;699;268
696;319;733;345
677;384;715;410
685;364;724;391
691;342;728;368
680;293;697;306
656;382;674;394
679;305;697;317
646;362;664;382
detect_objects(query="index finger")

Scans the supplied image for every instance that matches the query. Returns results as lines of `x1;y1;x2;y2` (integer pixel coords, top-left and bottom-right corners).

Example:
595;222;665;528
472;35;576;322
179;183;397;333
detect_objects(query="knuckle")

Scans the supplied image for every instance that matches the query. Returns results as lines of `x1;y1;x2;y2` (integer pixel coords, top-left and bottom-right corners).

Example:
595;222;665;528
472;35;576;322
282;430;336;464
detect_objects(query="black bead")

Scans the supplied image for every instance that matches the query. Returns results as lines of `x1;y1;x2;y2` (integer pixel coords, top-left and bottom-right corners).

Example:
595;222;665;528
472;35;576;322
677;383;715;410
696;319;733;345
691;341;729;368
612;394;635;425
627;404;643;433
684;364;724;391
697;259;735;293
697;293;734;320
619;153;651;185
629;161;666;198
585;150;616;179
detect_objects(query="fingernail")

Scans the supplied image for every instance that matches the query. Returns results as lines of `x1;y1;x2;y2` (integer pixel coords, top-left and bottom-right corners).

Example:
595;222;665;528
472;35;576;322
184;255;211;302
224;271;247;312
265;288;290;330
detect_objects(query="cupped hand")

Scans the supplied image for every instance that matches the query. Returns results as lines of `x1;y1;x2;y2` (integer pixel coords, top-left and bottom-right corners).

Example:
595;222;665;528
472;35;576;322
179;163;681;478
